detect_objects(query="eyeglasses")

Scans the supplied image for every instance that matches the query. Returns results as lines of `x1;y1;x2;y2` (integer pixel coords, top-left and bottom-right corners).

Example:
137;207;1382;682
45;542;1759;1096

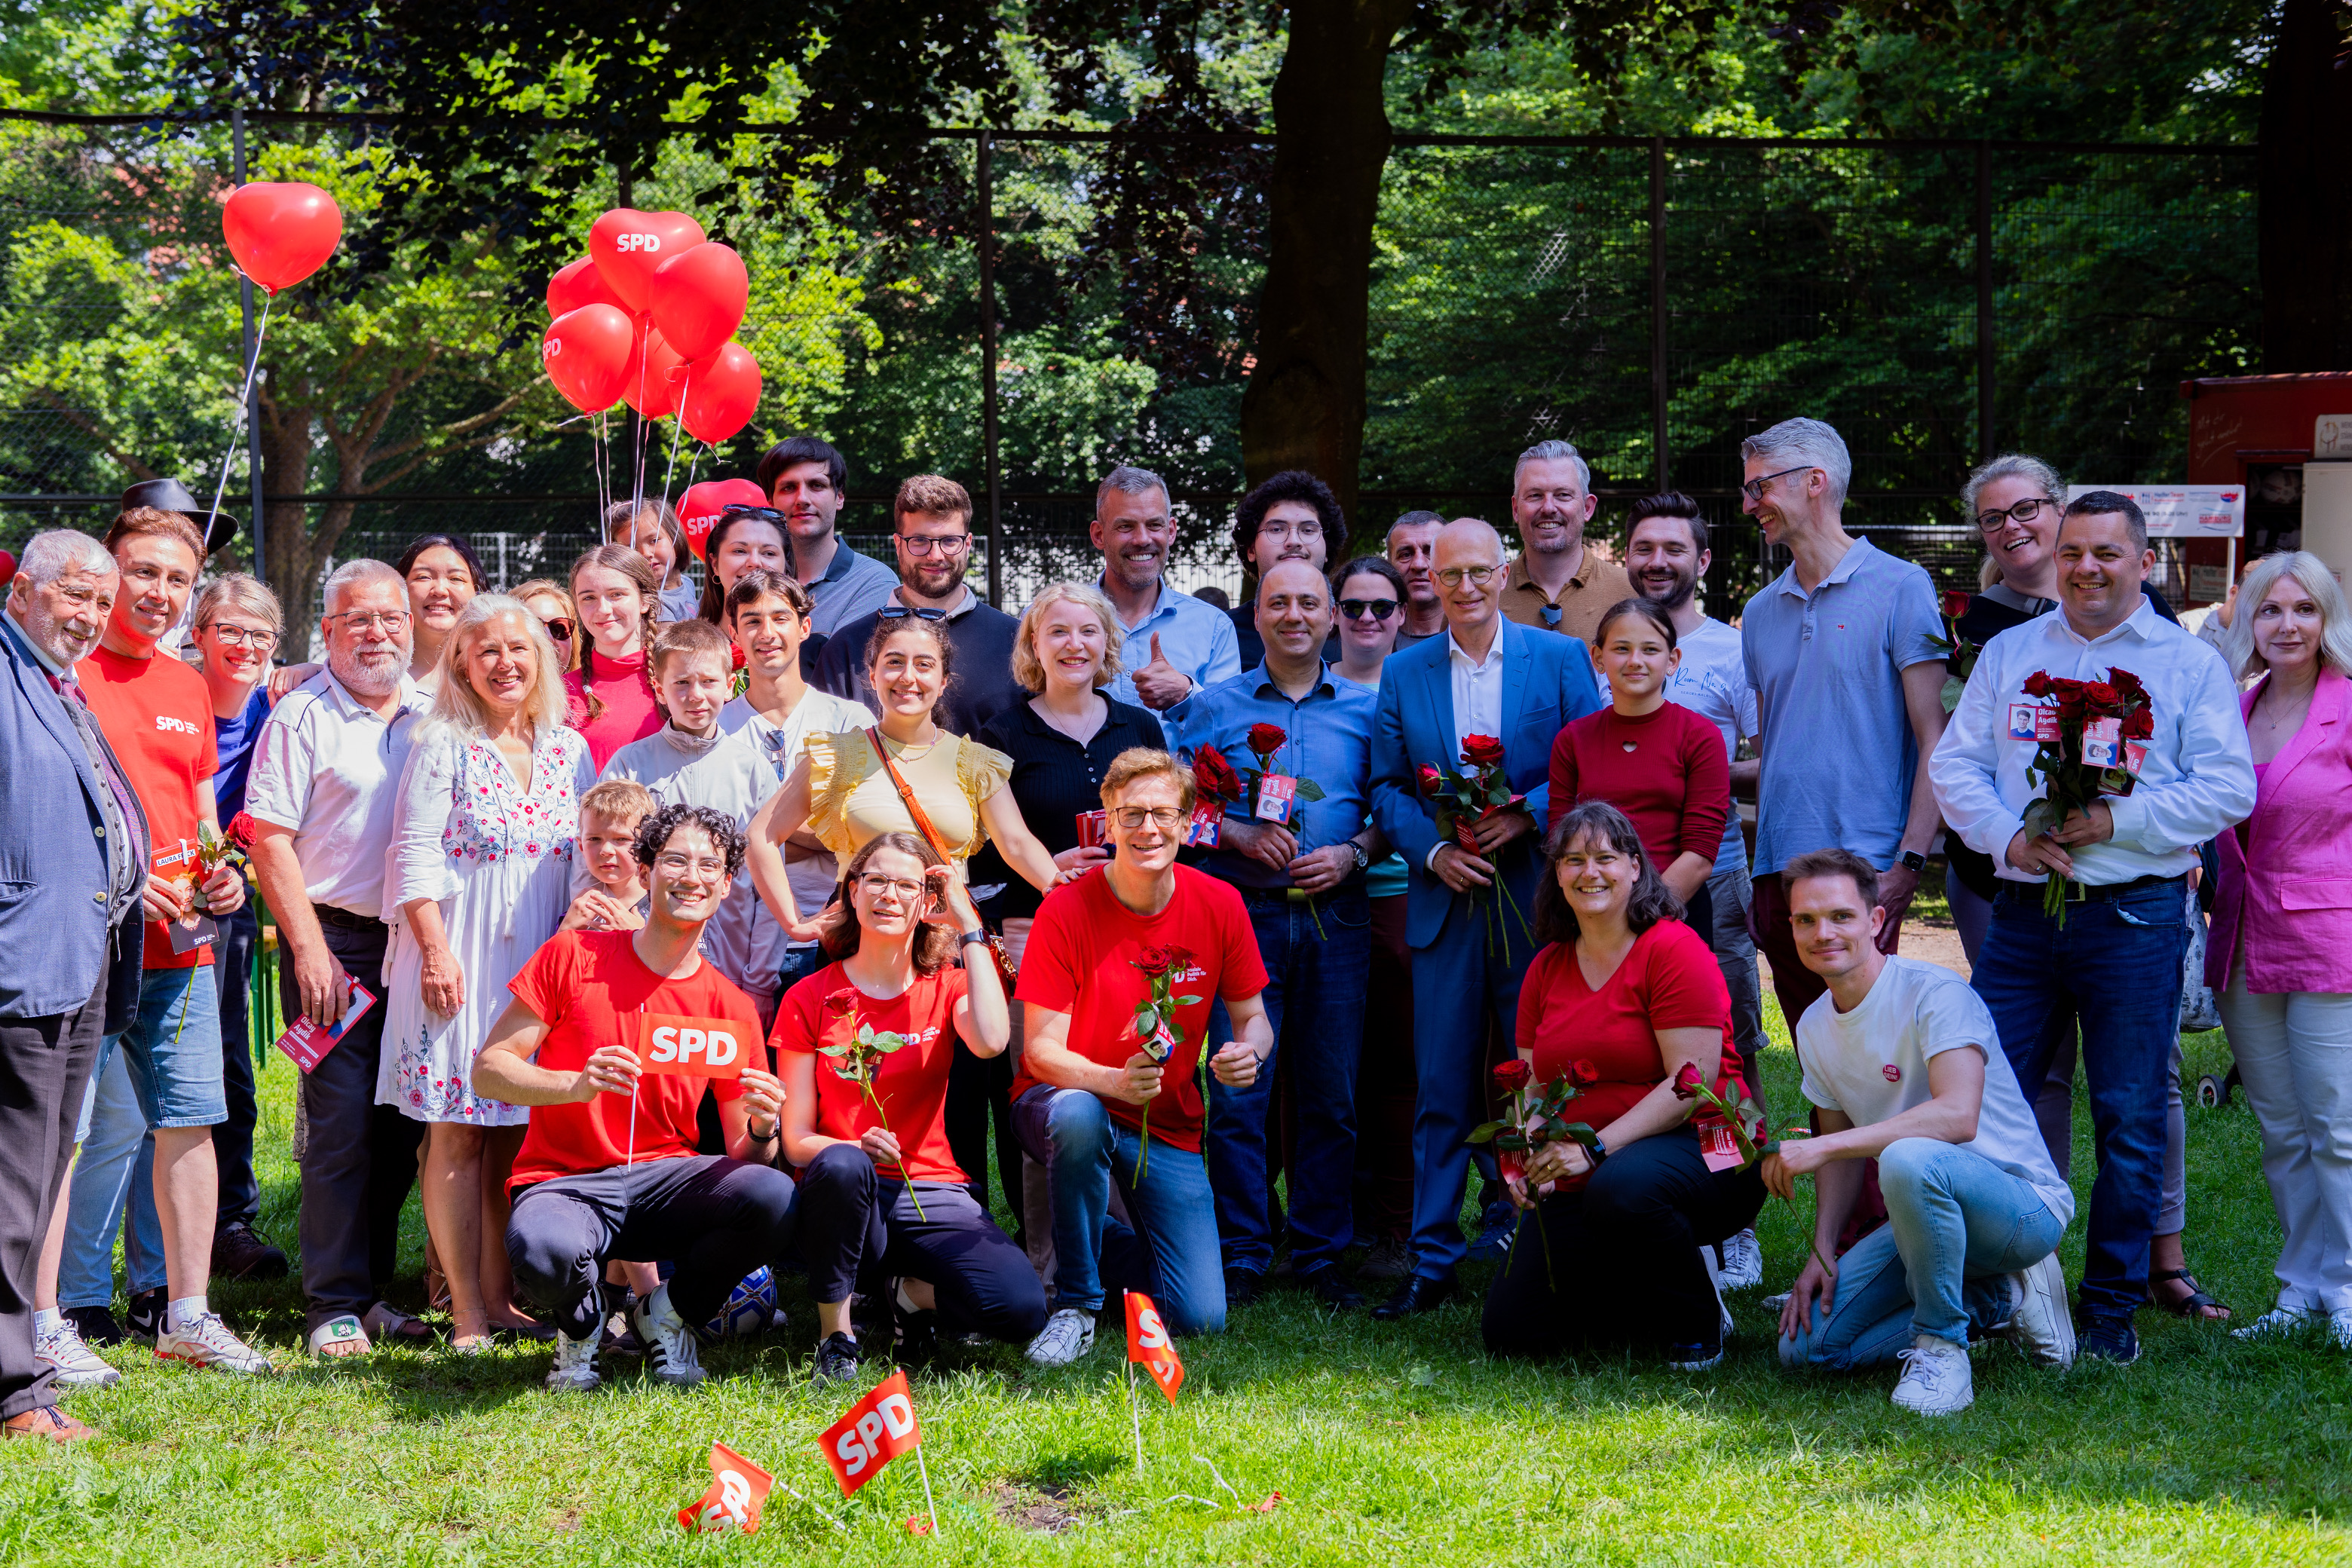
329;611;412;633
897;534;971;557
654;851;727;876
1740;465;1815;503
1338;597;1398;622
1974;496;2060;534
1256;519;1324;540
540;618;574;642
201;623;278;651
1435;565;1501;590
877;605;948;622
1113;806;1187;831
856;872;927;901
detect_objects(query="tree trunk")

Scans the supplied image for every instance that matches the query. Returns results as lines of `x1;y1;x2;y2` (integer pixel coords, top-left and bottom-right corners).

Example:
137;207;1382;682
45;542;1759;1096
256;406;325;642
1239;0;1412;546
2259;0;2352;372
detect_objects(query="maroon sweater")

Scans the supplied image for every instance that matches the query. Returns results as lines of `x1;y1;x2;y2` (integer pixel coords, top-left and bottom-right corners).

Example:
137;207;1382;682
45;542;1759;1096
1545;701;1729;871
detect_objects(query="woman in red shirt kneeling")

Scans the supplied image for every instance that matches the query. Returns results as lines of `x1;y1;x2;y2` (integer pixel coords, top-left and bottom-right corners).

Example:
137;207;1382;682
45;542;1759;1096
773;832;1042;1383
1482;800;1765;1370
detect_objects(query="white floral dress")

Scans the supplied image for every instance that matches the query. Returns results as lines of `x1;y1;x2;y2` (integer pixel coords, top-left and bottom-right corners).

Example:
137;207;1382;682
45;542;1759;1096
378;721;596;1125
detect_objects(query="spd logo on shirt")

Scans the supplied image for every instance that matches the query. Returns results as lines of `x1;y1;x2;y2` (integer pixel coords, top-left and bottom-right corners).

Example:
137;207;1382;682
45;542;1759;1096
155;714;201;737
633;1012;747;1080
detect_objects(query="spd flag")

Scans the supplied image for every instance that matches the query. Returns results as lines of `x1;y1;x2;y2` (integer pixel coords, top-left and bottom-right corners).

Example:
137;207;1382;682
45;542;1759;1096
677;1441;773;1535
819;1368;923;1496
632;1012;749;1080
1125;1291;1185;1404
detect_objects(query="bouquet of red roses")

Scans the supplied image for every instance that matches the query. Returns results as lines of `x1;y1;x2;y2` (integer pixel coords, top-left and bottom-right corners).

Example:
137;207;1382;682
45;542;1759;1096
1126;944;1202;1178
1468;1058;1600;1285
1187;746;1244;847
2014;666;2153;922
1418;735;1533;958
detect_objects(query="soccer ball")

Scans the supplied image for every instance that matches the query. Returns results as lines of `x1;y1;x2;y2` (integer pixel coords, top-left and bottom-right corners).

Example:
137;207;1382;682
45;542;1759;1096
698;1266;778;1343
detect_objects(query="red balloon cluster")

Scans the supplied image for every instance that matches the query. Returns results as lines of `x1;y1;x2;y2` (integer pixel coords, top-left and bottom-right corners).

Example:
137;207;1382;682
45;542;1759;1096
540;207;761;441
222;182;343;294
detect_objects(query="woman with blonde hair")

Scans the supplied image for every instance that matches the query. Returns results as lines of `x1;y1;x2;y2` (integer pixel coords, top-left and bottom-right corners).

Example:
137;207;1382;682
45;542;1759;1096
511;577;581;675
384;593;597;1349
562;543;665;769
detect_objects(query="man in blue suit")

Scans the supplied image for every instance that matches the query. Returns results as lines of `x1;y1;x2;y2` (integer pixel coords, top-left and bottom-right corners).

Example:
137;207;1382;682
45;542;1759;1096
0;531;150;1440
1367;518;1603;1317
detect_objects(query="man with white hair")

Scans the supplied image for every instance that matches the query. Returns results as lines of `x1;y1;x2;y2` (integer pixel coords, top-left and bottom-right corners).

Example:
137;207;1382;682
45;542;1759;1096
245;559;434;1357
0;531;148;1438
1091;464;1241;712
1499;439;1632;642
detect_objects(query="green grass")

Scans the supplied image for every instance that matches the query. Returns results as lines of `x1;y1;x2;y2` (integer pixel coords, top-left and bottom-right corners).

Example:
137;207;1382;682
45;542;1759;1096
3;1005;2348;1566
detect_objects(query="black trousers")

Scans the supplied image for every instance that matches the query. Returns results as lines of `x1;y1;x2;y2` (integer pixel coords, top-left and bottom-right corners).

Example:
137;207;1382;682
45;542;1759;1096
211;905;262;1231
1481;1125;1765;1359
944;1040;1022;1226
0;961;109;1417
797;1141;1048;1345
281;914;424;1329
507;1155;798;1340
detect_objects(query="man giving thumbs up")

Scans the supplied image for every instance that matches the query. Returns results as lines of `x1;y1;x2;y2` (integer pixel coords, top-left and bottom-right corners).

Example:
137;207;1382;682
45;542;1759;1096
1088;464;1240;711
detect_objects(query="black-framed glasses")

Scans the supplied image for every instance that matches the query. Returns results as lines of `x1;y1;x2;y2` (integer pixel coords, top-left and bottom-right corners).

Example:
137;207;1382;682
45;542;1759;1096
1338;597;1399;622
1739;465;1815;503
877;605;948;622
540;617;575;642
200;623;278;651
1974;496;2060;534
897;534;972;557
1113;806;1187;831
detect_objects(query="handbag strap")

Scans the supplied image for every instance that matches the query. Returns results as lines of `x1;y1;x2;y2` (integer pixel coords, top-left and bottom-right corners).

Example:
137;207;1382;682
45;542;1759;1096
866;727;957;865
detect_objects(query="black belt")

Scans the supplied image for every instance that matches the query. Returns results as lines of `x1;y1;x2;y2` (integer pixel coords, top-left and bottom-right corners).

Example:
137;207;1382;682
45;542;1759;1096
311;902;384;930
1997;872;2181;906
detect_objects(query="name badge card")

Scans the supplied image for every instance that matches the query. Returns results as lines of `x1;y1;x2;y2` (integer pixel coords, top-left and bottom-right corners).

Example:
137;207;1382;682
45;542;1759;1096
2034;709;2062;743
1075;810;1108;849
1695;1116;1747;1173
1254;773;1297;828
153;840;218;954
2081;715;2121;768
274;979;378;1073
2123;740;2148;777
634;1012;748;1080
1184;801;1223;849
2007;703;2039;741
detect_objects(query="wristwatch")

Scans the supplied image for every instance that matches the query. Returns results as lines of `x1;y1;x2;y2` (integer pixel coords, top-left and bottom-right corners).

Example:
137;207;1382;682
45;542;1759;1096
956;928;990;950
1347;841;1370;874
1900;850;1928;872
1588;1135;1609;1165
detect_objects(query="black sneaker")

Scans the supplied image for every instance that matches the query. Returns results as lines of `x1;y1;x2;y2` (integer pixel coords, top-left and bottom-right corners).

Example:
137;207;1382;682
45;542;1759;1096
813;1331;862;1386
1300;1262;1366;1312
124;1287;166;1343
63;1305;126;1348
2079;1313;2141;1365
1223;1267;1265;1309
1466;1199;1517;1262
896;1309;940;1368
210;1221;289;1282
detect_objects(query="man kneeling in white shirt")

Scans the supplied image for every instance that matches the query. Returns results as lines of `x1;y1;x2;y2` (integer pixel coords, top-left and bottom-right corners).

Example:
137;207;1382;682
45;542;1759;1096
1765;847;2076;1416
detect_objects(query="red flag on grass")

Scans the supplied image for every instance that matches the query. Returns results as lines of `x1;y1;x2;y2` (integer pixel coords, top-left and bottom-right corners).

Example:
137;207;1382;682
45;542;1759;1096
1125;1291;1185;1404
819;1368;924;1498
677;1441;773;1534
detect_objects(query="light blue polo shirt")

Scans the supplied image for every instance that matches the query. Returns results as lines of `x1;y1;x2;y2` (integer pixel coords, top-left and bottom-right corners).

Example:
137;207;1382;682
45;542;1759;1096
1100;575;1242;709
1740;537;1943;876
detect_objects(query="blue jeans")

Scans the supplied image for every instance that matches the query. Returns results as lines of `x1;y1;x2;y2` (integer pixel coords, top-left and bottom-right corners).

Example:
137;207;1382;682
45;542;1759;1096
1973;877;2185;1320
1779;1137;2066;1367
1012;1085;1226;1335
59;1049;164;1309
1205;884;1371;1274
1408;890;1539;1280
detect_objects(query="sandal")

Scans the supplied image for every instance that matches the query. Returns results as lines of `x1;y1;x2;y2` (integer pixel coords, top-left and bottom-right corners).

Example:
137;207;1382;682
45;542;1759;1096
361;1301;435;1345
308;1315;372;1358
2149;1268;2231;1321
450;1309;495;1355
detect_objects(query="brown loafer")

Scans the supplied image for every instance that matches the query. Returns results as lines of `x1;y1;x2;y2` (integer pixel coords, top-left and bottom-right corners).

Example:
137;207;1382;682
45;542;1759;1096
4;1404;95;1441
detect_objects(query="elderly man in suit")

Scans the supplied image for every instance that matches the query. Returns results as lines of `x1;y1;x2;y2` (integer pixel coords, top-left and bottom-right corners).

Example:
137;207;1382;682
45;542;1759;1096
0;531;150;1441
1367;517;1604;1318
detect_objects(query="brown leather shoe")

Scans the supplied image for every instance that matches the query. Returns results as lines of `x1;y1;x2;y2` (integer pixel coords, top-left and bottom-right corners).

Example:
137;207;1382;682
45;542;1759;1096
3;1404;95;1441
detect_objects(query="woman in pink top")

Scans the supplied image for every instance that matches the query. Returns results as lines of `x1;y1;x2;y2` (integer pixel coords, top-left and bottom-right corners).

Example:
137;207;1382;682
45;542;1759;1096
562;544;665;768
2209;550;2352;1346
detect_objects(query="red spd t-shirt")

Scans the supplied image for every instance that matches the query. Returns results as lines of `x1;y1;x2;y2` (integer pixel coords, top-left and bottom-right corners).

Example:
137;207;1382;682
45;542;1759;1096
505;930;755;1192
78;646;217;969
1010;865;1269;1153
770;961;970;1184
1514;920;1741;1189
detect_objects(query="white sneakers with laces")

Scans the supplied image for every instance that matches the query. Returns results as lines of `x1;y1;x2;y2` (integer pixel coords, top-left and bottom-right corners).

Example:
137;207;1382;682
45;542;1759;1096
1891;1334;1974;1416
633;1282;706;1388
1024;1307;1097;1367
1993;1251;2078;1368
2233;1304;2352;1349
1717;1229;1765;1291
155;1311;274;1375
34;1316;119;1387
545;1329;603;1393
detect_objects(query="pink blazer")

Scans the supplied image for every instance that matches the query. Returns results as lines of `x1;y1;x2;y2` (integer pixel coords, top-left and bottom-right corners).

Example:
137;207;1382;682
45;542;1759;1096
2208;665;2352;994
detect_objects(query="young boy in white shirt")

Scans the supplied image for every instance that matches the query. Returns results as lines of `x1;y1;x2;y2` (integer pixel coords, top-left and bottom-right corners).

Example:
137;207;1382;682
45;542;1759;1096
562;779;654;933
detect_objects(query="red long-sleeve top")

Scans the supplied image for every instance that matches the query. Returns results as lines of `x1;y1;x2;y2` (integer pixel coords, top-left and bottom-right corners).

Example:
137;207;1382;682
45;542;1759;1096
1545;701;1729;872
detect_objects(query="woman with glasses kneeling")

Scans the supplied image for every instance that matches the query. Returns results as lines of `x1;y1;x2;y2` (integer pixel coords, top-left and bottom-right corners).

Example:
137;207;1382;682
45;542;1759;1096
1482;800;1765;1370
774;832;1040;1381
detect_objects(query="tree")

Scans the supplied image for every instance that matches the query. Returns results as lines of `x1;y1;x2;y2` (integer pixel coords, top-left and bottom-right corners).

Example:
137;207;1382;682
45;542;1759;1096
2258;0;2352;372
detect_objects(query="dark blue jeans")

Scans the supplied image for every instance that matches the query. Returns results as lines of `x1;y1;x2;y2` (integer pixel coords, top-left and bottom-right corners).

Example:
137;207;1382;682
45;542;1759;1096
212;905;262;1230
1205;884;1372;1275
1973;877;2187;1321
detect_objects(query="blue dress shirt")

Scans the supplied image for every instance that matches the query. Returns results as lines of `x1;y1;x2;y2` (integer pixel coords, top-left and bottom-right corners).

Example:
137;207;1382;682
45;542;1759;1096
1173;661;1377;890
1101;575;1242;709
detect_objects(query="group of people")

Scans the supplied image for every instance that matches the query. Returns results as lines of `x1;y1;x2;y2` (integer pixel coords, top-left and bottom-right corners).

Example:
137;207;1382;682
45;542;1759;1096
1;414;2344;1442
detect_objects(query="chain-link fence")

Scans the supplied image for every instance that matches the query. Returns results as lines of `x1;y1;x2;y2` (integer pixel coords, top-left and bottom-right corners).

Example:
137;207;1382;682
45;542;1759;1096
1;110;2257;623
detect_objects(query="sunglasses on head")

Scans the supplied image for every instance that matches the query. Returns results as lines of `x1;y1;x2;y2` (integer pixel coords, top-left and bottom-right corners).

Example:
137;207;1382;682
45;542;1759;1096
1338;597;1399;622
877;605;948;622
717;505;788;524
541;618;574;642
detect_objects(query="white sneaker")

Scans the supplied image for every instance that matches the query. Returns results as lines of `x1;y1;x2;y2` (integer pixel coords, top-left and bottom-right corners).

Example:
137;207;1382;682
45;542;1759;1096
633;1283;706;1387
1891;1335;1974;1416
1995;1252;2077;1368
2231;1304;2310;1343
155;1311;274;1375
1024;1307;1096;1367
35;1318;119;1388
545;1329;602;1393
1718;1229;1765;1291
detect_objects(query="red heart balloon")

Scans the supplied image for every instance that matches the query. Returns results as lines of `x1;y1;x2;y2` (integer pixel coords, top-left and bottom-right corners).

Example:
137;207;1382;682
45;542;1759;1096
587;209;706;314
541;305;635;413
648;241;749;361
677;478;770;560
545;256;629;320
222;182;342;294
0;549;17;586
621;320;690;418
679;342;761;443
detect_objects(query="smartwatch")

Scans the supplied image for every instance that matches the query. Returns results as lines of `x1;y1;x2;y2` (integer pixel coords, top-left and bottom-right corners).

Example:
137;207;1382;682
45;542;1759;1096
957;928;990;950
1900;850;1928;872
1588;1135;1609;1165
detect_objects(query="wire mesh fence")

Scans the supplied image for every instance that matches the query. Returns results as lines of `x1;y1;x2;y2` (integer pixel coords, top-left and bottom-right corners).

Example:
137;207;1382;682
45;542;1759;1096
0;111;2257;624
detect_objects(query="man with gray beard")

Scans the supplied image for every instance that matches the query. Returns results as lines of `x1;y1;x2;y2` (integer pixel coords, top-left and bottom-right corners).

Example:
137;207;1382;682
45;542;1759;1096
244;560;434;1356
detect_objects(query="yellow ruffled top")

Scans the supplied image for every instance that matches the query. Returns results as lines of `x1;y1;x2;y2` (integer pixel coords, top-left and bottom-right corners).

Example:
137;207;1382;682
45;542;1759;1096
804;729;1014;863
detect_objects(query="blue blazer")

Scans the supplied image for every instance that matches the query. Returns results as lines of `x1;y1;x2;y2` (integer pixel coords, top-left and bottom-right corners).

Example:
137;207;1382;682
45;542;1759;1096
0;613;149;1021
1370;619;1603;949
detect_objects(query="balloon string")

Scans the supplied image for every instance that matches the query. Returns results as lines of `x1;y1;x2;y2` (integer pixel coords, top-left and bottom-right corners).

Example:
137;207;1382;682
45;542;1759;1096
593;409;611;538
204;288;274;550
658;366;690;507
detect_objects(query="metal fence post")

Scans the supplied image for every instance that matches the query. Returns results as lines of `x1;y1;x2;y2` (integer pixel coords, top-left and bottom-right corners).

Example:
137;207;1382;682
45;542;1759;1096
1649;135;1669;492
232;106;267;585
978;130;1003;608
1976;139;1995;461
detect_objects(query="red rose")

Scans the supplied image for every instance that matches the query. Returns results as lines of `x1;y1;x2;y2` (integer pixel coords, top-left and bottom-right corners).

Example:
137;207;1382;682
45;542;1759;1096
1493;1059;1533;1092
1191;745;1242;802
1134;945;1174;978
1568;1059;1600;1087
2020;670;2053;699
2082;681;2119;709
1246;722;1287;761
823;988;858;1017
2123;706;2154;740
225;811;258;851
1417;764;1443;797
1940;588;1971;621
1461;734;1506;770
1671;1062;1704;1100
730;642;747;671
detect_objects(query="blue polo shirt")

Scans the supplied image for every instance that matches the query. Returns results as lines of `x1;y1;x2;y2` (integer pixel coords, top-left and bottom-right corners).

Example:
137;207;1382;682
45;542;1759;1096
1741;537;1943;876
802;539;899;639
1173;661;1377;890
1101;575;1241;709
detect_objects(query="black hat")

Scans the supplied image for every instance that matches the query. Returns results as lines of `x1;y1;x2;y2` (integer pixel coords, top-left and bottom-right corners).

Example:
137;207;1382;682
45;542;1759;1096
121;479;242;556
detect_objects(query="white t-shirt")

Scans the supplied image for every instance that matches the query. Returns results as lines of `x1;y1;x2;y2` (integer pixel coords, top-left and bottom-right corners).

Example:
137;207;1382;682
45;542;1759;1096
1796;955;2074;1224
1661;616;1757;876
243;671;431;920
720;686;876;936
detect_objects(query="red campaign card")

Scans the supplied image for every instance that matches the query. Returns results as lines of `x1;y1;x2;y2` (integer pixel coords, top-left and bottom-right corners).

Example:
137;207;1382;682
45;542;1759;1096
1696;1116;1747;1173
2081;715;2121;768
273;979;377;1074
2033;709;2062;743
1075;810;1107;849
1183;801;1223;848
1254;773;1297;827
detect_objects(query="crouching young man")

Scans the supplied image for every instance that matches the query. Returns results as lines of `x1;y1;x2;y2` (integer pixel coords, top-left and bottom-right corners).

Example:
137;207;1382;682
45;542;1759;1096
1010;748;1273;1365
475;803;797;1392
1767;847;2076;1416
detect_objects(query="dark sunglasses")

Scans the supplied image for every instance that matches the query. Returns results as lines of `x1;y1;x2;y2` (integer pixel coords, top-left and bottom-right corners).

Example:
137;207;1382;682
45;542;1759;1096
717;505;789;524
541;618;575;642
1338;597;1399;622
877;605;948;622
